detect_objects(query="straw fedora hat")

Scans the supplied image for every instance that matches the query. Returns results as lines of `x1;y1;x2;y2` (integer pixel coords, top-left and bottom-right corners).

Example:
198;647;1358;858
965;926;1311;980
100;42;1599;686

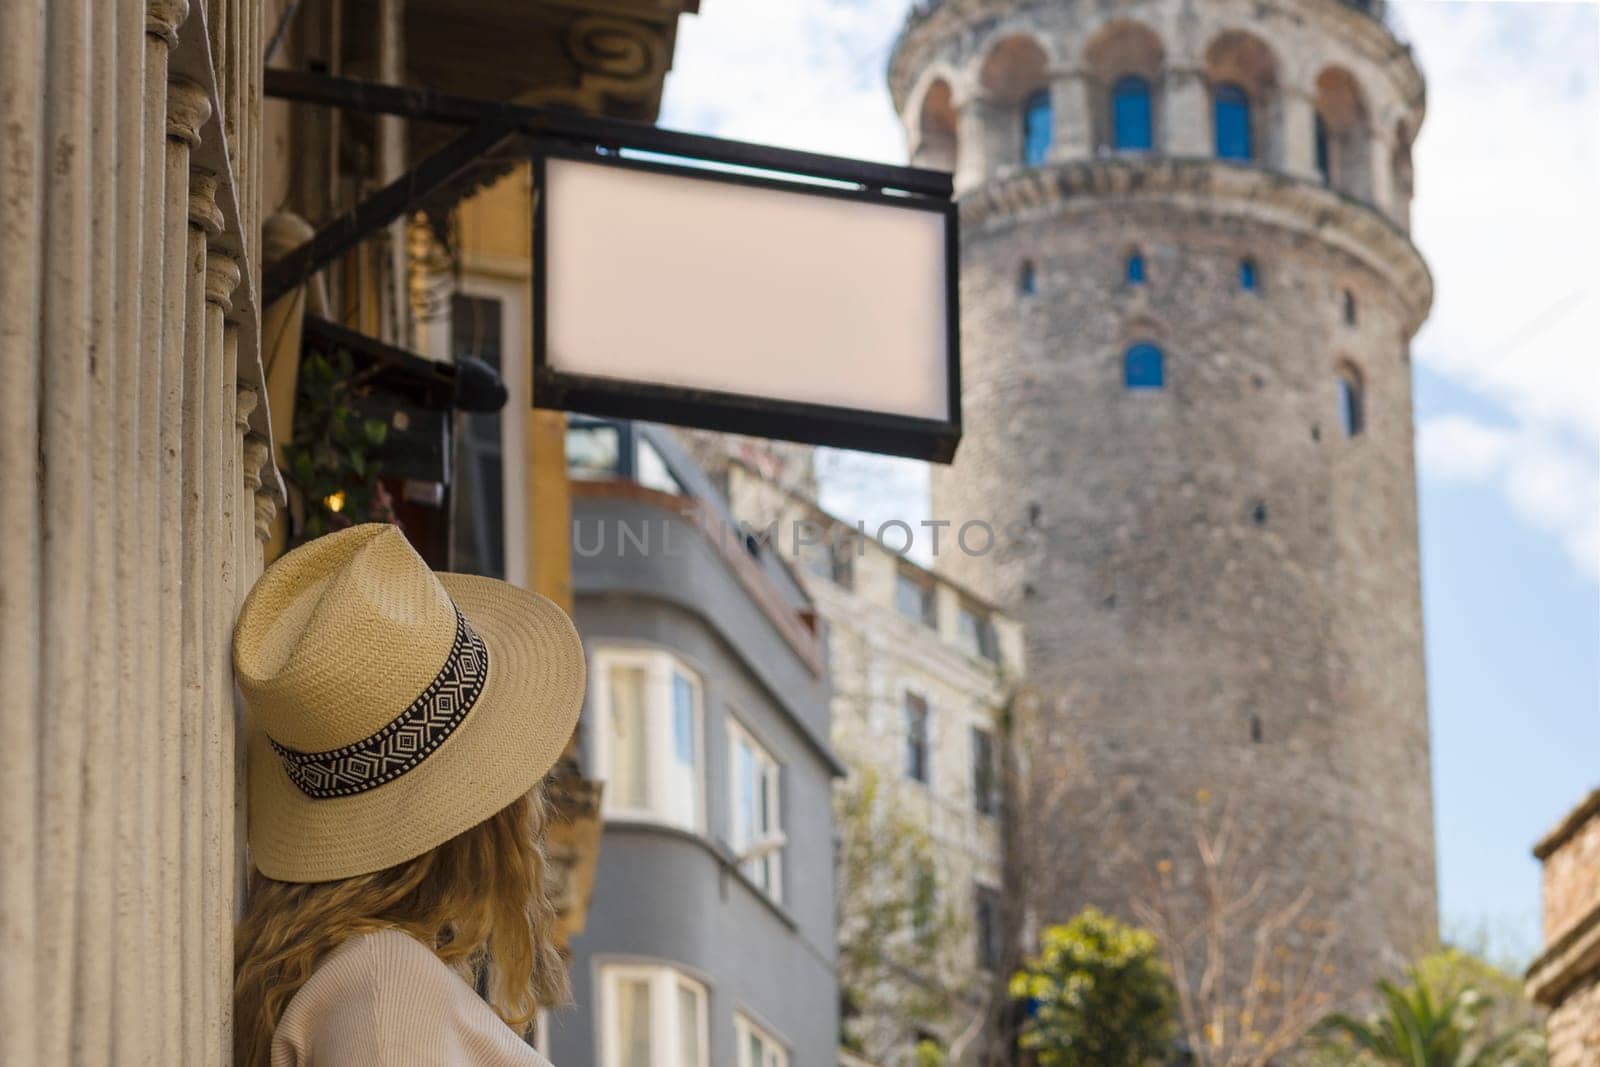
234;523;586;882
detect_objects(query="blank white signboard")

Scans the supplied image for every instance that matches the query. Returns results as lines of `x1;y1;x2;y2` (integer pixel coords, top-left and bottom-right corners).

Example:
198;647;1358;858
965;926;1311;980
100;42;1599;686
540;155;953;424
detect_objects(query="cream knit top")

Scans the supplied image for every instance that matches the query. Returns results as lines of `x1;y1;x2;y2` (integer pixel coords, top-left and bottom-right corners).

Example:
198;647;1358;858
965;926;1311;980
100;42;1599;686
271;929;555;1066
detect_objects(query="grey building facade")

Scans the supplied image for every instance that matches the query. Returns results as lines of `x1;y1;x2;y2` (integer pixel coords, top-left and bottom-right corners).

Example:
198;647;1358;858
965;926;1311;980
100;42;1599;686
547;422;843;1066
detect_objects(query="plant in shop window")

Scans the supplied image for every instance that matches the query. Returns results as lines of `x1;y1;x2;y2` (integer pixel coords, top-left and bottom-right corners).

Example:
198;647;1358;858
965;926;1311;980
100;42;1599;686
282;346;398;548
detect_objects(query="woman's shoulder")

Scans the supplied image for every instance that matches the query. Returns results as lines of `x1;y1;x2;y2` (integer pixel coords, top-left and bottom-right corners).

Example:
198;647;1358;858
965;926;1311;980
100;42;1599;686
273;929;553;1066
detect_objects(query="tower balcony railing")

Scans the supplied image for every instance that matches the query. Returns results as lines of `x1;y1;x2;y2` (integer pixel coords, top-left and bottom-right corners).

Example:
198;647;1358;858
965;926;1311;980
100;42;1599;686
900;0;1389;39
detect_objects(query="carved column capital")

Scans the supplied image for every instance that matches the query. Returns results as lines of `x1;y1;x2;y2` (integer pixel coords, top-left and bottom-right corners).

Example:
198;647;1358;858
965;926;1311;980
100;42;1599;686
204;249;240;311
166;77;211;147
188;170;223;236
146;0;190;46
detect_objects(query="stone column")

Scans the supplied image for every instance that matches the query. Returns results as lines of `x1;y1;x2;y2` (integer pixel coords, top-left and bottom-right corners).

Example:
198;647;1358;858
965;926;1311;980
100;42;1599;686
1280;88;1321;182
161;73;208;1063
1164;66;1211;157
34;0;95;1060
202;246;240;1064
0;3;45;1062
954;91;997;193
1048;67;1094;162
1369;126;1395;218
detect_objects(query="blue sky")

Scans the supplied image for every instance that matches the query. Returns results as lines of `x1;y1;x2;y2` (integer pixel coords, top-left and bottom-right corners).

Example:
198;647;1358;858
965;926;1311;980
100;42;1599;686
659;0;1600;964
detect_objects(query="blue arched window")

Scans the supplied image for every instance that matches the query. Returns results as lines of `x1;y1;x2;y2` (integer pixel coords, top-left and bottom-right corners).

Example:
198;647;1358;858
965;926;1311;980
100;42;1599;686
1213;83;1253;160
1022;89;1053;166
1337;365;1364;436
1111;75;1153;151
1019;260;1037;296
1124;342;1165;389
1126;252;1146;285
1315;113;1331;184
1239;258;1258;291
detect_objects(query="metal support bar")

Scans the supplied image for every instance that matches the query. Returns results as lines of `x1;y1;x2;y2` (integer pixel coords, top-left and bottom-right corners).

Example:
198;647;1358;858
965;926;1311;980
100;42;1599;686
260;120;513;306
263;68;954;199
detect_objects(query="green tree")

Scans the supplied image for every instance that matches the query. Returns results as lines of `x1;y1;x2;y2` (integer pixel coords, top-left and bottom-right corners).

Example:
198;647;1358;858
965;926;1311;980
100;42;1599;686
1315;968;1544;1066
835;765;976;1062
1008;906;1177;1066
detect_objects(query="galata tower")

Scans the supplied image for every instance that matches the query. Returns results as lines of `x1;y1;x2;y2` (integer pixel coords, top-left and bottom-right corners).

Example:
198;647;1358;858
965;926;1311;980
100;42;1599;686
889;0;1438;1006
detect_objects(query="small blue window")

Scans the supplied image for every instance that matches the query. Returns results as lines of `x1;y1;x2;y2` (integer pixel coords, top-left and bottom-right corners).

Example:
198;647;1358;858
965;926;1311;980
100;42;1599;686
1239;259;1258;291
1315;113;1331;184
1126;252;1145;285
1112;75;1153;150
1124;342;1165;389
1022;89;1053;166
1213;83;1253;160
1019;260;1037;295
1337;367;1364;437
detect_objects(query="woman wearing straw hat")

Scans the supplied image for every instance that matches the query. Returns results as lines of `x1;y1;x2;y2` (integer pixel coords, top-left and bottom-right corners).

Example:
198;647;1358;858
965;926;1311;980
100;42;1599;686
231;523;586;1066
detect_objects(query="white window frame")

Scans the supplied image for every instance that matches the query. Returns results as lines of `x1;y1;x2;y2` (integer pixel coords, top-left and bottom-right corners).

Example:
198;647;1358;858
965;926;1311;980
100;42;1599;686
727;717;785;904
424;271;530;588
590;646;706;833
735;1012;790;1067
599;963;709;1067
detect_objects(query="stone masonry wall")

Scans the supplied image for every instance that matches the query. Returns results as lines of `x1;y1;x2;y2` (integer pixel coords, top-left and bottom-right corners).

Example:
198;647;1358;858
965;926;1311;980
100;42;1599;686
930;181;1437;1005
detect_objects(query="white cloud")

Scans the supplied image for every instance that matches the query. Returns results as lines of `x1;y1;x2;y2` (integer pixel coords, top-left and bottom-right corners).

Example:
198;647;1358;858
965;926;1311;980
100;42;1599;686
660;0;913;164
1419;414;1600;577
1398;0;1600;581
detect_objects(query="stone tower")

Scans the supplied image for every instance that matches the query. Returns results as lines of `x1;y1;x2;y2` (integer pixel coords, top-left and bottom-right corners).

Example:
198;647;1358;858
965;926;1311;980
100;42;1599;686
890;0;1437;1006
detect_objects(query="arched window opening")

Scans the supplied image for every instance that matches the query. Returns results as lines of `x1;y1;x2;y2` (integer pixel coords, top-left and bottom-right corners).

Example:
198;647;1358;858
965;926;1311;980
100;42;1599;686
1019;260;1038;296
1213;83;1252;160
1112;75;1153;150
1315;113;1331;184
1249;714;1263;743
1393;120;1416;230
1205;32;1279;165
1124;342;1165;390
1343;289;1357;325
1126;252;1146;285
1084;21;1166;153
1239;258;1258;292
914;79;959;173
1022;88;1053;165
1337;364;1365;437
1314;67;1373;199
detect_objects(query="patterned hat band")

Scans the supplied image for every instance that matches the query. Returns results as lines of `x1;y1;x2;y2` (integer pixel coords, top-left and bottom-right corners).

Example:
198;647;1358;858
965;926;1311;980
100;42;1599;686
269;607;490;799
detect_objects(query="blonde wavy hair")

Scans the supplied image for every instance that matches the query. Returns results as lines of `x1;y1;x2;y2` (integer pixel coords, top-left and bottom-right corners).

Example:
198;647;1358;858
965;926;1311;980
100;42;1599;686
233;788;569;1067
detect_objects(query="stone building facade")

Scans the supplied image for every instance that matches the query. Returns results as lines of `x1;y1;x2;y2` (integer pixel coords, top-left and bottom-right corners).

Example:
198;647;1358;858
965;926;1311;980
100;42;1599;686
889;0;1438;1008
2;3;279;1061
2;0;697;1061
723;460;1024;1065
1527;789;1600;1067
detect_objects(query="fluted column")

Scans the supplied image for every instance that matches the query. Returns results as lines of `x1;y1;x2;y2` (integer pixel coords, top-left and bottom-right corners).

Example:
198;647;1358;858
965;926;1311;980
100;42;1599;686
79;0;130;1058
1164;66;1210;156
1048;67;1094;161
35;0;96;1062
0;2;45;1061
161;73;208;1063
178;165;221;1062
